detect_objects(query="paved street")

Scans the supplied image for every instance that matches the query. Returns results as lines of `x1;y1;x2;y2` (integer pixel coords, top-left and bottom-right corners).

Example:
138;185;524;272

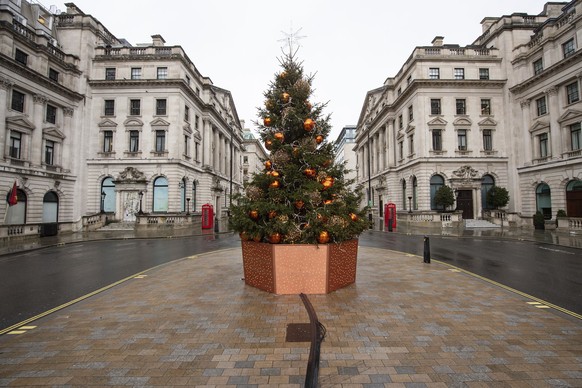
0;243;581;387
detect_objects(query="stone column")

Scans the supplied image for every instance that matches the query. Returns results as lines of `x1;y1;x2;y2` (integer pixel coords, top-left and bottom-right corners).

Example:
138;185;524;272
380;126;386;171
62;107;74;169
546;87;561;158
202;119;211;166
387;119;395;167
520;99;532;163
32;94;49;166
0;78;13;160
213;128;220;171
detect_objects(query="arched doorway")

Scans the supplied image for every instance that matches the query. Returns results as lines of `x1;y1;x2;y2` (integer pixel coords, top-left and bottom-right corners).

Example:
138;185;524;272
536;183;552;219
481;174;495;210
101;177;116;213
42;191;59;223
430;175;444;211
153;176;168;212
566;180;582;217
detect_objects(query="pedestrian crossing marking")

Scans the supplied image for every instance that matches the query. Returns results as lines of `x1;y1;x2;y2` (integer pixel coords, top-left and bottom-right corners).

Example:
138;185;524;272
535;305;550;309
527;302;541;305
19;326;36;330
134;275;148;279
448;269;461;272
7;331;26;335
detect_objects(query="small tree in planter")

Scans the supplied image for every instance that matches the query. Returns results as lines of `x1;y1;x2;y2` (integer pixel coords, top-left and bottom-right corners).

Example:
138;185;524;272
486;186;510;209
229;52;370;294
533;211;545;230
434;185;455;211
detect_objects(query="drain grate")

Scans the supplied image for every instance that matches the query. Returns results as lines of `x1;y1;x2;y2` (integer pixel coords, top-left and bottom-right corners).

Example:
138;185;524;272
286;323;312;342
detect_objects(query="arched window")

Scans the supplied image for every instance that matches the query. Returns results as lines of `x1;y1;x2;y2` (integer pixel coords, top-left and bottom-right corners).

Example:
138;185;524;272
153;176;169;212
101;177;116;213
412;176;418;210
42;191;59;223
430;175;445;210
481;174;495;210
566;180;582;217
536;183;552;219
180;177;187;212
5;188;26;224
402;180;407;210
192;181;197;212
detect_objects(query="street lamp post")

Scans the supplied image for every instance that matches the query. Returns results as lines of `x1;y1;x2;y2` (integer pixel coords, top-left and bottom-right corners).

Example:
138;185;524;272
100;191;106;213
408;196;412;213
138;191;144;215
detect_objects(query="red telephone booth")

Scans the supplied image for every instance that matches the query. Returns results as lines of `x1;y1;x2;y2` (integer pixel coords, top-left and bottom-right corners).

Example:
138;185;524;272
201;204;214;229
384;203;397;230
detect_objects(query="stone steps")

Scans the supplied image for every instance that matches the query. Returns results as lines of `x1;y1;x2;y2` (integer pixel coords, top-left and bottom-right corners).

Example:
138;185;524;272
98;221;136;231
464;219;500;228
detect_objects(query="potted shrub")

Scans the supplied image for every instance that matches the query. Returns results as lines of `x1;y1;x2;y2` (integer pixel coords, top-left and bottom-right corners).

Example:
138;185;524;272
533;211;545;230
434;185;455;211
486;186;510;209
556;209;567;228
229;52;369;294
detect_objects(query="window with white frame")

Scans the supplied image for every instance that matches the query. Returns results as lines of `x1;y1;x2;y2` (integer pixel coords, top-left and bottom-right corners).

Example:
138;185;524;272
479;68;489;80
536;96;547;116
105;68;116;80
571;123;581;151
562;38;575;58
566;81;580;104
157;67;168;79
454;68;464;80
131;67;141;80
429;68;440;79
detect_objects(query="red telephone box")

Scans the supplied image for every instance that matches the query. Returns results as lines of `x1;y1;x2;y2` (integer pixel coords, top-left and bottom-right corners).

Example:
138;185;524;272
201;204;214;229
384;203;397;230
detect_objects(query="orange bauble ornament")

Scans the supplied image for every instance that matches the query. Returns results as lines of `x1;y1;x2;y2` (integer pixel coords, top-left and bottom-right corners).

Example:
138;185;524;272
323;199;333;205
269;180;280;189
315;135;324;144
304;168;316;178
349;213;358;221
268;210;277;219
294;200;305;209
303;118;315;131
269;232;282;244
321;176;334;190
265;160;272;170
263;117;272;127
282;92;290;103
270;170;280;178
249;210;259;220
317;231;330;244
274;132;284;142
265;139;273;150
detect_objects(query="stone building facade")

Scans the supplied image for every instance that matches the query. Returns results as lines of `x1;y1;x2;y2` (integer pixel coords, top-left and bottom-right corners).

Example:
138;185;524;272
1;1;245;234
354;1;582;226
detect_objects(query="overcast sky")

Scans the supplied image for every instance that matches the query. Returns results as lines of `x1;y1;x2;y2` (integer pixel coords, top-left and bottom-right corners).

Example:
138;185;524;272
65;0;550;139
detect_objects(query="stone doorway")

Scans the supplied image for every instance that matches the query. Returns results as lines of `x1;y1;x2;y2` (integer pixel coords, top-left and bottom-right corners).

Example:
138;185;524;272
456;190;474;219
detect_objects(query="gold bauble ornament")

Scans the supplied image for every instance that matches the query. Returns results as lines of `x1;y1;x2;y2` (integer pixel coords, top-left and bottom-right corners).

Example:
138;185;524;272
303;118;315;131
269;180;280;189
249;210;259;220
323;199;333;205
269;232;282;244
263;117;272;127
268;210;277;219
265;160;272;170
321;177;334;190
270;170;280;178
274;132;284;142
265;139;273;150
317;231;330;244
282;92;290;103
315;135;324;144
349;213;358;222
304;168;316;178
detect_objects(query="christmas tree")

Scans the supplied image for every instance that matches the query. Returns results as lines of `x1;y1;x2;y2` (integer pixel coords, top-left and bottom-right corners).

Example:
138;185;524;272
229;52;369;244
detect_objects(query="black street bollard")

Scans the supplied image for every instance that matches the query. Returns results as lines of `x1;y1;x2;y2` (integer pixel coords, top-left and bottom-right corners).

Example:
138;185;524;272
423;236;431;263
388;218;393;232
214;217;219;234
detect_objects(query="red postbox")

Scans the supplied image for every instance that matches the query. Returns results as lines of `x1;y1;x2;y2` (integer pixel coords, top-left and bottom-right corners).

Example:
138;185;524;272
384;202;397;230
201;204;214;229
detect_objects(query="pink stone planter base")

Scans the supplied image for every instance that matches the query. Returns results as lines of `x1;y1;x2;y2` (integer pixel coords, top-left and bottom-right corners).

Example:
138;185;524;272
241;239;358;294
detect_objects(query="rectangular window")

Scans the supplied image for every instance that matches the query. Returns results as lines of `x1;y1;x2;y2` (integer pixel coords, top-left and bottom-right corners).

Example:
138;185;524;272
45;140;54;165
155;130;166;152
157;67;168;79
398;114;403;129
408;135;414;155
571;123;581;151
243;156;249;163
184;135;190;156
454;68;465;80
432;129;442;151
49;68;59;82
104;99;115;116
539;133;548;157
103;130;113;152
131;67;141;80
533;58;543;75
407;75;412;85
481;99;491;115
430;99;441;115
408;105;413;121
46;104;57;124
195;142;200;161
129;130;139;152
483;129;493;151
563;38;575;58
398;141;403;159
429;68;440;79
184;105;190;122
186;75;191;85
458;130;467;150
536;96;547;116
130;99;141;115
566;82;580;104
195;114;200;130
11;90;25;112
105;68;116;80
479;68;489;80
156;99;167;115
456;99;466;115
15;48;28;65
397;87;402;96
9;131;21;159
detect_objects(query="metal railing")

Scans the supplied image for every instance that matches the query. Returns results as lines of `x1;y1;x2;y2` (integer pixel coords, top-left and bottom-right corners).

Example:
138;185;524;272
300;293;326;388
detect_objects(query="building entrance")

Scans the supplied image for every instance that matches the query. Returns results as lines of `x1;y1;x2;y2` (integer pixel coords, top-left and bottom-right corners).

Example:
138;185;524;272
456;190;473;219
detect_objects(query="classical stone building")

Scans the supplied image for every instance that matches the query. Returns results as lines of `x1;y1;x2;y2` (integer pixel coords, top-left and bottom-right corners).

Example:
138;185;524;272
1;1;245;235
333;125;357;192
354;0;582;227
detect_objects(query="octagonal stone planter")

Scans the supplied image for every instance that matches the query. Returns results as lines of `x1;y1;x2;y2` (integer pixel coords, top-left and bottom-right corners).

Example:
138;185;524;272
241;239;358;294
